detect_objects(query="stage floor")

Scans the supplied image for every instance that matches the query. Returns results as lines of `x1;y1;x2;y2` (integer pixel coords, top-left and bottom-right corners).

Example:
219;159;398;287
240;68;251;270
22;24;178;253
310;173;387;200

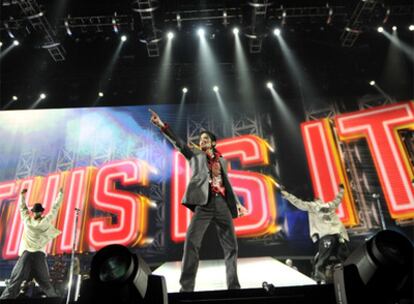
153;256;316;293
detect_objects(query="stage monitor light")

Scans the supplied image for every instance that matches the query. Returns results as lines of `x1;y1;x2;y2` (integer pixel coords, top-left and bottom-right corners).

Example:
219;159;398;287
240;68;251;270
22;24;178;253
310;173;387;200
167;32;174;40
233;27;239;35
197;28;205;37
266;82;273;89
78;244;168;304
98;92;104;97
213;86;219;92
182;87;188;93
121;35;127;42
409;25;414;31
40;93;46;99
12;96;18;101
273;28;281;36
377;26;384;33
13;40;19;46
333;230;413;304
369;80;376;86
392;26;397;31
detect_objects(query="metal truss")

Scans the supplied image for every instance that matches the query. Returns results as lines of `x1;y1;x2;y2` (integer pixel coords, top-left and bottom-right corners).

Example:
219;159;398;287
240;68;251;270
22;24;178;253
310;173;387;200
63;14;132;33
16;0;66;61
164;7;241;24
246;0;272;54
231;112;263;137
132;0;161;57
304;103;337;121
56;147;76;172
340;0;378;48
187;114;217;144
15;149;36;179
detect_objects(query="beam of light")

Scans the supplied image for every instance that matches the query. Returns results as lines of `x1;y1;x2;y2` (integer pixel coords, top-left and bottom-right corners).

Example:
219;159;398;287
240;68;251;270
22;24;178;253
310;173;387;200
197;28;205;37
233;28;239;35
214;90;230;122
167;32;174;40
275;34;322;108
182;87;188;93
377;26;384;33
155;31;174;103
381;30;414;63
0;43;18;60
121;35;127;42
0;41;2;47
93;40;126;106
30;96;45;109
392;26;397;31
234;30;255;106
273;28;281;36
98;92;104;97
2;97;18;110
370;81;394;102
213;85;219;92
409;25;414;31
198;28;229;120
177;90;187;122
268;86;298;131
266;82;273;89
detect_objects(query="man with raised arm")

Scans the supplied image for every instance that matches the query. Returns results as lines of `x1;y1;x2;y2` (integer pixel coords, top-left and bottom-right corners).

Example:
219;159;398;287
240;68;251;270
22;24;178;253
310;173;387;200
0;188;64;299
279;184;349;283
149;109;248;292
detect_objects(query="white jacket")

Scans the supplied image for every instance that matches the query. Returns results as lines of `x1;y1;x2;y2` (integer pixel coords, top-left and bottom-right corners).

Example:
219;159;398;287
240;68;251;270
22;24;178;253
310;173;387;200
281;188;349;243
18;190;64;256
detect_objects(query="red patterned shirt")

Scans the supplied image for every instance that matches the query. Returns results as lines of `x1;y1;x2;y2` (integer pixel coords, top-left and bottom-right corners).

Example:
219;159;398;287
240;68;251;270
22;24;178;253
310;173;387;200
206;150;226;197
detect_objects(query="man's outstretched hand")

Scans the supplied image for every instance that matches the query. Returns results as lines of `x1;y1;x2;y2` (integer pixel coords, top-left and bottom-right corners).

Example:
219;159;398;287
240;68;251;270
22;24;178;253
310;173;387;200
149;109;164;128
238;205;248;217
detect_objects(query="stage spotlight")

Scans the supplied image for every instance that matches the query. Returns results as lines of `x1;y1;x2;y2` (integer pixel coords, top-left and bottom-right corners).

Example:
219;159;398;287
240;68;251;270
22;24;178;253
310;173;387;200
197;28;205;37
12;96;18;101
98;92;104;97
333;230;413;304
78;244;167;304
213;86;219;92
377;26;384;33
0;41;2;47
167;32;174;40
266;82;273;89
40;93;46;99
13;40;19;46
273;28;281;36
182;87;188;93
369;80;376;86
409;25;414;31
392;26;397;31
233;27;239;35
121;35;127;42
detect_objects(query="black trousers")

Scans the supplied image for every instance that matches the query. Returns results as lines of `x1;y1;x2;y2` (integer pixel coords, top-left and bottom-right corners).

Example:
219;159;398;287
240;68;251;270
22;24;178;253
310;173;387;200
179;193;240;292
0;251;57;299
313;234;349;282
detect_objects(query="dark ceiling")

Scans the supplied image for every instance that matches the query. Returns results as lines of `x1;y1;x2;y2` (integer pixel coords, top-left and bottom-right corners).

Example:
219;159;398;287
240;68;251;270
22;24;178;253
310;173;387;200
0;0;413;110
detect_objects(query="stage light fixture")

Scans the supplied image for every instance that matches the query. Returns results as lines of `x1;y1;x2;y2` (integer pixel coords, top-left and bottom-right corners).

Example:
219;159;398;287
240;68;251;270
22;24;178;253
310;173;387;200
377;26;384;33
182;87;188;93
121;35;127;42
273;28;281;36
213;86;219;92
233;27;239;35
78;244;167;304
333;230;413;304
13;40;19;46
40;93;46;100
266;82;273;89
98;92;104;97
12;96;18;101
0;41;2;47
409;25;414;31
197;28;205;37
369;80;376;86
167;32;174;40
392;26;397;31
